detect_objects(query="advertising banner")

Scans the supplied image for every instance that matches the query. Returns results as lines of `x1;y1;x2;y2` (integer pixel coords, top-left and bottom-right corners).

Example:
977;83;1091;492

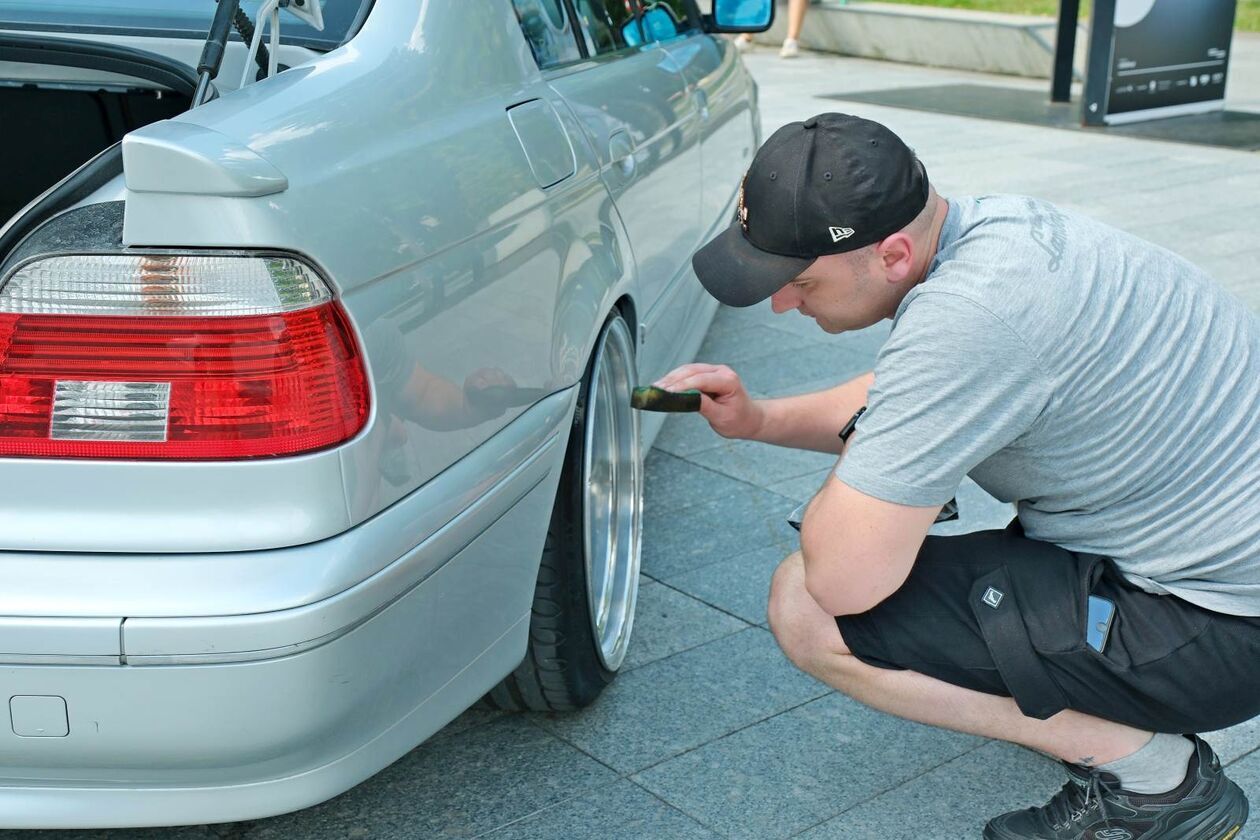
1083;0;1237;126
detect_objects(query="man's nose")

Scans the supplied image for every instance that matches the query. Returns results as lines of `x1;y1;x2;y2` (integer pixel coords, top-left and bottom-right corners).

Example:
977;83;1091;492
769;287;797;314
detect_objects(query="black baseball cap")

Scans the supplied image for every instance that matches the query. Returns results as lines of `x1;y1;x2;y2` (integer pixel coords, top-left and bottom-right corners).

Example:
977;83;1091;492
693;113;929;307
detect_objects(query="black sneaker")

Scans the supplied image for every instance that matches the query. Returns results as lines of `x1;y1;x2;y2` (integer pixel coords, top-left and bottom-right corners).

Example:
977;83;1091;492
984;736;1248;840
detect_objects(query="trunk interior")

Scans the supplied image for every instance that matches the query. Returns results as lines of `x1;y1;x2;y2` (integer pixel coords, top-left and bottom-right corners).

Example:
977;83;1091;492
1;83;188;223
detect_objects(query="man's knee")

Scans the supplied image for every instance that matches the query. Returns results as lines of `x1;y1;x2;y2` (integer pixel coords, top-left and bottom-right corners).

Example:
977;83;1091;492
767;551;854;675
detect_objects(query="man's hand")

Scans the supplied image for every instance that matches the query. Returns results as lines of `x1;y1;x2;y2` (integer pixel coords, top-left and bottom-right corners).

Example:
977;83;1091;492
654;363;765;440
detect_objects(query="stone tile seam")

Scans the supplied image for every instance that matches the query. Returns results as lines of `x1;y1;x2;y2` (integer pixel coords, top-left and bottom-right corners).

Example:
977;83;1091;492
627;687;837;782
653;434;728;459
652;449;803;507
681;447;839;488
649;538;798;592
517;713;627;781
469;784;602;838
735;337;878;370
734;319;837;346
516;654;831;780
470;776;726;839
634;577;757;639
511;682;831;830
622;777;732;839
1226;741;1260;769
781;738;998;838
620;620;750;673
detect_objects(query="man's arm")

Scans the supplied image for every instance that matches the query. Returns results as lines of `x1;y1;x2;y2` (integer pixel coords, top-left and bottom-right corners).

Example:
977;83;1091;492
799;471;940;616
752;372;873;454
653;364;873;455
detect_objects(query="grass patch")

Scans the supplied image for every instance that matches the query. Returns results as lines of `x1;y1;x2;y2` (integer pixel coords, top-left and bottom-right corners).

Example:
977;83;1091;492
862;0;1260;32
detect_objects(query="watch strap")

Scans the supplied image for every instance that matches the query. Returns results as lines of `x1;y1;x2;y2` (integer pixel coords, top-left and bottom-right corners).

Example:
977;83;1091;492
839;405;867;443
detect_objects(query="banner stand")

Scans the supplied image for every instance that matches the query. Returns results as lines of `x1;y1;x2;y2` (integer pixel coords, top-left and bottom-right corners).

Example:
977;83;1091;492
1082;0;1237;127
1051;0;1081;103
1081;0;1116;125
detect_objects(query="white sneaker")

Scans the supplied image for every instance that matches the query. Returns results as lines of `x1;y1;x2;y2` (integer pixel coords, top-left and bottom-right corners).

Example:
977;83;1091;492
733;34;753;53
779;38;800;58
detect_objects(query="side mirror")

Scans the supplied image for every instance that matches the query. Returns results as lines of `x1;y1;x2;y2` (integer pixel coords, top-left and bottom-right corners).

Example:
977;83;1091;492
704;0;774;32
624;5;682;45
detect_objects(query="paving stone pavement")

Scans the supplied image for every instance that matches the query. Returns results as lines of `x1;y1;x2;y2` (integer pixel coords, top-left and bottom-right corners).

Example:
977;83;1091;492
17;35;1259;840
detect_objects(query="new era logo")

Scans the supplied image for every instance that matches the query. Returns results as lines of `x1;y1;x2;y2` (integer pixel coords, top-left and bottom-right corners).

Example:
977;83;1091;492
982;587;1004;609
829;226;854;243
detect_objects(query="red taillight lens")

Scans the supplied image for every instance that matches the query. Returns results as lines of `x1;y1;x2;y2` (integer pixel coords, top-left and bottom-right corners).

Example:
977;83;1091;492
0;302;368;459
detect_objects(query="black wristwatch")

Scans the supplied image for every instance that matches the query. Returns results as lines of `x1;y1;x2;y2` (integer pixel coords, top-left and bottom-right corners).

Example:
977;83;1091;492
839;405;866;444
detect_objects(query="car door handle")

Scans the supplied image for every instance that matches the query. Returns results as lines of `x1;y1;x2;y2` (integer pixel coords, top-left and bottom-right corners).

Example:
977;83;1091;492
608;130;636;180
693;88;710;122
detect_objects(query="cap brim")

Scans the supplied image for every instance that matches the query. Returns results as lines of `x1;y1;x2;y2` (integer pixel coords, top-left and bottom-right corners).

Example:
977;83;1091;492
692;222;814;308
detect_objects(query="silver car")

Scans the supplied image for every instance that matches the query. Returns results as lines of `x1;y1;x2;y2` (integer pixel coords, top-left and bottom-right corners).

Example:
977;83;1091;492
0;0;770;828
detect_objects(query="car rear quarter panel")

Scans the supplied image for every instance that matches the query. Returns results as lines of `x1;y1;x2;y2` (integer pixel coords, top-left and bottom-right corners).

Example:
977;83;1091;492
3;0;639;552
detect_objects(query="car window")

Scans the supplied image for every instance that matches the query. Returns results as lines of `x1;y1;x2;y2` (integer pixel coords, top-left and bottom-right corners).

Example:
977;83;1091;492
511;0;583;68
0;0;365;51
637;0;698;42
572;0;641;57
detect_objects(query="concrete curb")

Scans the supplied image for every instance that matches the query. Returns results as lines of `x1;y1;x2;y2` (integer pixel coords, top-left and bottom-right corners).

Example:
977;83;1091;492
753;0;1088;79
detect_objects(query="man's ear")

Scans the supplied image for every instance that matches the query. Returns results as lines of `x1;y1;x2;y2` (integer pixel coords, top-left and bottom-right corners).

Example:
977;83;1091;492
876;233;914;283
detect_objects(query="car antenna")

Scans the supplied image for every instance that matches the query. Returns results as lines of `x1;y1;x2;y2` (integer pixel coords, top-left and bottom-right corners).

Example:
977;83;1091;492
192;0;241;107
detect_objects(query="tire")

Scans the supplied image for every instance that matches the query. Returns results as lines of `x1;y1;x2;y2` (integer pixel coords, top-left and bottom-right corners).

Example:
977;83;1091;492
486;312;643;711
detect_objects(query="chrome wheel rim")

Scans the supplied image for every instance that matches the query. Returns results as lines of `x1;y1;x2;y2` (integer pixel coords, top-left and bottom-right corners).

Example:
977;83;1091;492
582;316;642;672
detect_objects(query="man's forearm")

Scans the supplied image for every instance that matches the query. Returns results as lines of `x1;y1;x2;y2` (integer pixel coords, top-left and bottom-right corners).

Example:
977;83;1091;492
748;372;873;454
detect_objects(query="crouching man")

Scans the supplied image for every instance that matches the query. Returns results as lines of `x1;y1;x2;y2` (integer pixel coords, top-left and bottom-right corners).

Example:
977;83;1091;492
658;113;1260;839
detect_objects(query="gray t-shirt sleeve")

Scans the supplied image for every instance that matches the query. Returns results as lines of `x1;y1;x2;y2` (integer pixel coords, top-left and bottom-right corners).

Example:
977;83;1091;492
834;291;1052;507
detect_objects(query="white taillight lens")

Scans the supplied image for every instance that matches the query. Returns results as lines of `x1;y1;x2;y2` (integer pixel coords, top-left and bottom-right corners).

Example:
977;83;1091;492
0;254;331;316
51;380;172;442
0;252;368;460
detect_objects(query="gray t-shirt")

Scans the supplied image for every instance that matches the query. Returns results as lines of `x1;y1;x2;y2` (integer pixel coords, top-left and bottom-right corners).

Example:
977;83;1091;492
834;195;1260;616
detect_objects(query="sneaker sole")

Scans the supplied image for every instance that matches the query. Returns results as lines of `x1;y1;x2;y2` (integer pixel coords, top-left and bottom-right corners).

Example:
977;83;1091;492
982;780;1246;840
1170;778;1248;840
1169;780;1249;836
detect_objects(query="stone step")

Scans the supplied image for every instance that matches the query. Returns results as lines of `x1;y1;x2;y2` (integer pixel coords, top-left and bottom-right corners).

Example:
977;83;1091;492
753;0;1089;79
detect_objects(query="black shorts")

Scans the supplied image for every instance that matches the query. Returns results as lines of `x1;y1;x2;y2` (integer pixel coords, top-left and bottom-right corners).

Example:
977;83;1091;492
835;522;1260;734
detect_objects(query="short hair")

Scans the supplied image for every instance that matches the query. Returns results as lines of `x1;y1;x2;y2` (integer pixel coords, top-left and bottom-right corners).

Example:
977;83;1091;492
841;181;936;266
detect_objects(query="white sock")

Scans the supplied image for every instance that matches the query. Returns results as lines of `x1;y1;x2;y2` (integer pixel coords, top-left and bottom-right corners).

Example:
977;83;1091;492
1097;733;1196;794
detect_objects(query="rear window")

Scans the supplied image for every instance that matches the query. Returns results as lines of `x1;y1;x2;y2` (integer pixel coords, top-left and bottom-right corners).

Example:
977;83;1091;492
0;0;367;51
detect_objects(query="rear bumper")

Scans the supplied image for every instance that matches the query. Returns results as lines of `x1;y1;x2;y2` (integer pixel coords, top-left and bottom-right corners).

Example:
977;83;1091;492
0;604;531;829
0;390;573;829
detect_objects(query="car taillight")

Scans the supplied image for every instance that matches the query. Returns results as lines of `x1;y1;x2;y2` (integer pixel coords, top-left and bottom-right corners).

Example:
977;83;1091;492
0;253;368;459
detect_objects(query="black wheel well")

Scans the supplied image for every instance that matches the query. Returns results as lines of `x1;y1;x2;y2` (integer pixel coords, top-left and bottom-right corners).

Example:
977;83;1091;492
612;295;638;346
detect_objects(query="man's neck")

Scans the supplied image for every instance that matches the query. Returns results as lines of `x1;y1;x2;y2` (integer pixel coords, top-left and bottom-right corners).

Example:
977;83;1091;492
914;195;950;285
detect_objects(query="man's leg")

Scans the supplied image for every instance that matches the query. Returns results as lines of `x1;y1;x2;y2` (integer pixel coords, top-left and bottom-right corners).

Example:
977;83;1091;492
766;551;1151;766
768;551;1250;839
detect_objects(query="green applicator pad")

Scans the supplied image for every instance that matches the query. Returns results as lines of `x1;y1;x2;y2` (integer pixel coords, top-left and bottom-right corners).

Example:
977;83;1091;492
630;386;702;413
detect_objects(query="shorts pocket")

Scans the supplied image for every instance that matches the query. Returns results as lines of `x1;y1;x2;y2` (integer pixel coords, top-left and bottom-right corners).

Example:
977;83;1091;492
1092;571;1213;667
999;536;1106;656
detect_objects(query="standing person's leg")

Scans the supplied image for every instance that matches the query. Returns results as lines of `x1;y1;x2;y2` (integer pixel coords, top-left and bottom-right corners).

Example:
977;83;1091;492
786;0;809;40
780;0;809;57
